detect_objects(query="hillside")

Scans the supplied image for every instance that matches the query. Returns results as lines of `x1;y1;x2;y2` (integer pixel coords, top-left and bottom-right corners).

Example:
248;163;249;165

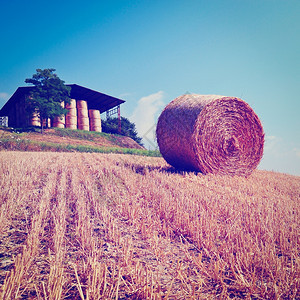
29;128;144;149
0;127;160;156
0;151;299;299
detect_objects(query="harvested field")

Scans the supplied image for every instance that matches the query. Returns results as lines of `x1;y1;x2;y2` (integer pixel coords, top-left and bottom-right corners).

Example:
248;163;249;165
0;152;299;299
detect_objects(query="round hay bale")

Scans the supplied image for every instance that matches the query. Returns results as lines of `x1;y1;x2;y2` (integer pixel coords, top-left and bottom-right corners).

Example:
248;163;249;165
77;108;88;118
90;118;101;127
31;119;40;127
66;124;77;130
65;99;76;109
78;117;89;131
65;115;77;127
66;107;77;117
77;117;89;126
156;94;264;176
90;126;101;132
53;115;65;128
77;100;88;110
66;115;77;123
90;114;101;132
89;109;101;119
30;113;41;126
78;124;90;131
52;122;65;129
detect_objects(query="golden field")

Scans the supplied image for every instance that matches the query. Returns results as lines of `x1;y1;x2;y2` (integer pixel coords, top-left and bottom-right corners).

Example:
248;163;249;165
0;152;299;299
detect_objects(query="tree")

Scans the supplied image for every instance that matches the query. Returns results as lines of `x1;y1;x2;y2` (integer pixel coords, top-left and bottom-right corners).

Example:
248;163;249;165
102;117;144;146
25;68;71;133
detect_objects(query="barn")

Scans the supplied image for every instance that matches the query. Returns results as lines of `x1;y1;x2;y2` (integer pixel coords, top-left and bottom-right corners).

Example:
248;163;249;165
0;84;125;132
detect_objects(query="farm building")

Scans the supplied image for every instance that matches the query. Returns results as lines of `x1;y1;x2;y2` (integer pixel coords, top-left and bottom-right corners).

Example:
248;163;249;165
0;84;125;132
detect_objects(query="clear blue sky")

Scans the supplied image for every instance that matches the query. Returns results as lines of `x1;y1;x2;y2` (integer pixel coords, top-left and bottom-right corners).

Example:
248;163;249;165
1;0;299;175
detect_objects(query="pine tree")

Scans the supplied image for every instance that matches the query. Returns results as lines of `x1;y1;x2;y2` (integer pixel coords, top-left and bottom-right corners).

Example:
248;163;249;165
25;68;71;133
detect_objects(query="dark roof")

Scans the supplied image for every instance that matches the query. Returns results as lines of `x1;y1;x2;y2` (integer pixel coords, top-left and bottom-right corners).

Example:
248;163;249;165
68;84;125;111
0;84;125;114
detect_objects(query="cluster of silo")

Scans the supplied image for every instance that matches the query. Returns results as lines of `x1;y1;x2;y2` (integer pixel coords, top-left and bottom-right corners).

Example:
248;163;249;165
29;99;101;132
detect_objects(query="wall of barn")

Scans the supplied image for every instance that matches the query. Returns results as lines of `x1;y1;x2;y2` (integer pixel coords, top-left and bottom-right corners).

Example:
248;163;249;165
6;95;27;128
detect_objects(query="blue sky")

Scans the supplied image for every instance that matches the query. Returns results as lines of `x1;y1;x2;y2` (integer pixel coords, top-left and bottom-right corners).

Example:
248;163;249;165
0;0;299;175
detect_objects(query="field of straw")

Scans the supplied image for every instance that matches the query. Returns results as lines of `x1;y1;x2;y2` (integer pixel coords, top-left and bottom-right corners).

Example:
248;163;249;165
0;152;299;299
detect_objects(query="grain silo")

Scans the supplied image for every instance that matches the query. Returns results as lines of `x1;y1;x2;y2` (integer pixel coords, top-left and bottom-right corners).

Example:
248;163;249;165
0;84;125;132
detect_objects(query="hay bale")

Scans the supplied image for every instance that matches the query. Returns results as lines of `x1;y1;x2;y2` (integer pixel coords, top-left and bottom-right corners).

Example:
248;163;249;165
77;108;88;118
156;94;264;176
89;109;101;132
88;109;101;119
90;118;101;127
53;115;65;128
78;124;89;131
90;126;101;132
66;108;77;117
78;117;90;131
65;115;77;129
66;124;77;130
77;100;88;110
30;113;41;127
90;119;102;132
65;99;76;109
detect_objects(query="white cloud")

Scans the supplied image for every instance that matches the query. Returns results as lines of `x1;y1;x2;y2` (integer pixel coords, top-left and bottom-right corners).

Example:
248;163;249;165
259;135;300;176
292;148;300;158
118;92;132;99
266;135;276;140
130;91;165;150
264;135;281;153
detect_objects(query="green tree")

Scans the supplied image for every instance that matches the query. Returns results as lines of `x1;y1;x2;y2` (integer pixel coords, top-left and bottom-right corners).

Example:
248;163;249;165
25;68;71;133
102;117;144;146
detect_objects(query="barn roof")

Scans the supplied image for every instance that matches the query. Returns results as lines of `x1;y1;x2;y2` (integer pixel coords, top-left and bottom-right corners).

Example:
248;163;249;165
0;84;125;114
68;84;125;111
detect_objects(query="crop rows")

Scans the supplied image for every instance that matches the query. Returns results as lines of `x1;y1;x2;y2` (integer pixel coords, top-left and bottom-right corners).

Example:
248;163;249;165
0;152;299;299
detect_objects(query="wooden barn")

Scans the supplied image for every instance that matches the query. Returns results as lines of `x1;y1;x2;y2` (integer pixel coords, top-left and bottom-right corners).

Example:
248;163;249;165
0;84;125;132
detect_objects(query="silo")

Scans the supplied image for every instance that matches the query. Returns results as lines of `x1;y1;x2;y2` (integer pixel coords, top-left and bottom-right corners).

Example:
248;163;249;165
65;99;77;129
89;109;101;132
77;100;89;131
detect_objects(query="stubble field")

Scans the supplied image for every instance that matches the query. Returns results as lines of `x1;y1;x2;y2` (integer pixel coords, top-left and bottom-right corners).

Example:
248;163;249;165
0;151;299;299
